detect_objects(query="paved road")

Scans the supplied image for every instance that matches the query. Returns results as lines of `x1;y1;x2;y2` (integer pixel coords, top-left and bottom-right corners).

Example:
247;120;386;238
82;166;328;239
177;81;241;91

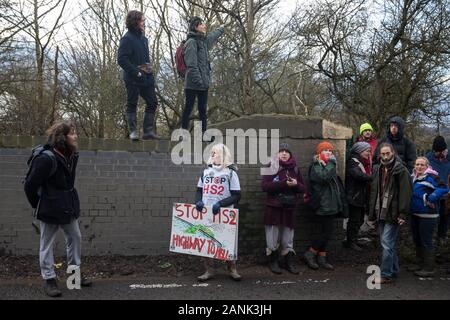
1;265;450;300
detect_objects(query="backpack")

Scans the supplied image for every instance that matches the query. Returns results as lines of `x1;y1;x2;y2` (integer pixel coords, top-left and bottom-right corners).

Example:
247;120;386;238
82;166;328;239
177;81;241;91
175;40;187;78
23;145;57;184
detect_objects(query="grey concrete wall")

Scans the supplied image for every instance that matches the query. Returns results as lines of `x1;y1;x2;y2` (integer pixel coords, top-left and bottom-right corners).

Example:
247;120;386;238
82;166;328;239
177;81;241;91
0;115;352;256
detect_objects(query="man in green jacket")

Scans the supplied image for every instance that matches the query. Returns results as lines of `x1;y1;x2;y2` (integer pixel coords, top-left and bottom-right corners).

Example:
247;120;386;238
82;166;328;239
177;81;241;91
369;142;412;284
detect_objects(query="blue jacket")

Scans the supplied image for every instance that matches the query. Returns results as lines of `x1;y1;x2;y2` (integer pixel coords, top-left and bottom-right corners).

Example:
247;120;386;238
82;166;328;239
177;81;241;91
425;151;450;187
117;30;155;87
410;169;449;214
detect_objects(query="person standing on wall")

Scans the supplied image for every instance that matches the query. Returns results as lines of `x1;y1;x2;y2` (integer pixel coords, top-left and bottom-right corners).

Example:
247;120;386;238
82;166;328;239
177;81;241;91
118;10;161;141
181;17;224;141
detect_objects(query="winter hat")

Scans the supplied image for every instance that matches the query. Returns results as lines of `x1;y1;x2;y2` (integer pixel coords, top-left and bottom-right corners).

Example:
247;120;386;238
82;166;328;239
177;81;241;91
351;142;371;155
279;143;292;156
316;141;334;155
189;16;203;32
359;123;374;135
432;136;447;152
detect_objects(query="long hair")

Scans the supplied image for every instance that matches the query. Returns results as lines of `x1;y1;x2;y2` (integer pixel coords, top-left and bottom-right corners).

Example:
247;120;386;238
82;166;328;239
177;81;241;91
378;142;395;154
126;10;143;32
207;143;234;170
46;121;76;153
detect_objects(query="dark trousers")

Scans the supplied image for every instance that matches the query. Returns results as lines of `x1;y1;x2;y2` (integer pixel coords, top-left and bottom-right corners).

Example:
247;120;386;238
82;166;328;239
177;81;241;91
181;89;208;132
311;215;337;252
437;200;448;239
411;215;438;251
125;82;158;114
346;205;365;243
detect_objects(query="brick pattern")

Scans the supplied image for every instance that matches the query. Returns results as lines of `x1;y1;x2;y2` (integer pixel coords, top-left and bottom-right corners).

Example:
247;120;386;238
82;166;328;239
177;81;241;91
0;139;346;256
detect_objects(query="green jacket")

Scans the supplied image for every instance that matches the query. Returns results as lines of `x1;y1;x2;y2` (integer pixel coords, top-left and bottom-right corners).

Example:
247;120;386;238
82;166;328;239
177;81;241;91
183;27;224;90
368;158;412;223
308;157;348;217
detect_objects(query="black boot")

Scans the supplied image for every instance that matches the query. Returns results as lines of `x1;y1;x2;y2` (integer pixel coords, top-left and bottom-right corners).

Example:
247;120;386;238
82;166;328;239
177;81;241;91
81;276;92;287
414;249;435;277
303;250;319;270
284;251;299;274
317;253;334;270
268;250;282;274
126;112;139;141
407;247;424;272
142;111;161;140
44;278;62;297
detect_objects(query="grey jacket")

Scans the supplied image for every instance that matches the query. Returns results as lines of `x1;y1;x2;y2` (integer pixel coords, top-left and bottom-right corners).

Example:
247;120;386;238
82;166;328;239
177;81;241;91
183;27;224;90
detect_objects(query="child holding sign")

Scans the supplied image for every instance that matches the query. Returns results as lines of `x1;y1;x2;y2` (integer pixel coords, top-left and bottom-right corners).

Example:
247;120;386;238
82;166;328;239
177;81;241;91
195;143;242;281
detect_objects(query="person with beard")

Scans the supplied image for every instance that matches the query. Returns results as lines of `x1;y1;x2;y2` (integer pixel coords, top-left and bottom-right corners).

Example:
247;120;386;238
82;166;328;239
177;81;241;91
343;142;373;251
373;116;417;173
369;143;412;284
303;142;348;271
24;121;91;297
425;136;450;248
261;143;306;274
194;143;242;281
118;10;161;141
181;17;224;140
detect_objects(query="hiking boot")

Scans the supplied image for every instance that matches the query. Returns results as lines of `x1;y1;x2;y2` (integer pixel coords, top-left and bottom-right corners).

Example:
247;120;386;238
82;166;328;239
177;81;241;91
81;276;92;287
197;270;215;282
268;250;282;274
343;241;363;252
374;277;393;284
227;261;242;281
126;112;139;141
284;251;299;274
129;131;139;141
414;249;435;277
44;278;62;297
303;250;319;270
317;254;334;270
142;112;162;140
407;247;424;272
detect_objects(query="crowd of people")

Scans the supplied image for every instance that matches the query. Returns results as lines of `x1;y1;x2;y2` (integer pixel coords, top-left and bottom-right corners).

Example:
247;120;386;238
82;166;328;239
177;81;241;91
22;9;450;297
261;118;450;285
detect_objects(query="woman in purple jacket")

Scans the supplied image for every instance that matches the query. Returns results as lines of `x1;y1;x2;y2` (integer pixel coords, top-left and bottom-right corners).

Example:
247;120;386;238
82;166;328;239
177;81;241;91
262;143;306;274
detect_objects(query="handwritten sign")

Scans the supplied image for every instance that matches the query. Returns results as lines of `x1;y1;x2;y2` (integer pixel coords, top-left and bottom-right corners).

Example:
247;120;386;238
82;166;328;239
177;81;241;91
169;203;239;261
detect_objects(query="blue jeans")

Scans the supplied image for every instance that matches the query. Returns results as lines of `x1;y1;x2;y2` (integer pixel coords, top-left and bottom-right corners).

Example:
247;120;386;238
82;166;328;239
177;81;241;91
411;215;438;251
378;221;400;278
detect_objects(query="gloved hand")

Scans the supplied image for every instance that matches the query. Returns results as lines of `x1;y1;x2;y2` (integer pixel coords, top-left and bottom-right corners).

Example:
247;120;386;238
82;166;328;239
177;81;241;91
328;154;337;163
212;202;221;215
195;201;204;213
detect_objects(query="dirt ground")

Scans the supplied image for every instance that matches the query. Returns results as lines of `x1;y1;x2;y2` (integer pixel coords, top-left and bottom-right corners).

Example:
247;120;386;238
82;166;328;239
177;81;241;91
1;230;448;280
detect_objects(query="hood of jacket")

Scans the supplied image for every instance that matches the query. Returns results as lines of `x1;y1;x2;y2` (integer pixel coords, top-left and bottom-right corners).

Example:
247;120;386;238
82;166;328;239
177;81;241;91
386;116;405;141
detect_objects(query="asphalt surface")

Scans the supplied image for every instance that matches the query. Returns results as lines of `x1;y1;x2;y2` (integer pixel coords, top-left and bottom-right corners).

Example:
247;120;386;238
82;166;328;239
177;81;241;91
1;264;450;300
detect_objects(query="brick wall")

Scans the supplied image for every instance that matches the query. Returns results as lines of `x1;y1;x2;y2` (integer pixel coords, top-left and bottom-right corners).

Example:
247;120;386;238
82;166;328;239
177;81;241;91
0;115;352;256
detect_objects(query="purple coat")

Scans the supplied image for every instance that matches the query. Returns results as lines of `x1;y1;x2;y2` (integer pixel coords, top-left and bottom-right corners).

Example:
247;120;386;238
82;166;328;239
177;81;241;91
261;158;305;228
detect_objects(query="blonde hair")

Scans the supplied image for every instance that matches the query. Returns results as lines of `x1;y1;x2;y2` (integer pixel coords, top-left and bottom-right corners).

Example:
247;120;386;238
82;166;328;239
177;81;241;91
415;156;429;167
207;143;234;170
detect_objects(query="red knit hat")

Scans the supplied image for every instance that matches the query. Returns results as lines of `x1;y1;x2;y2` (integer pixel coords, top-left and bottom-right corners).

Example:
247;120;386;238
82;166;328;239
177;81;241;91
316;141;334;155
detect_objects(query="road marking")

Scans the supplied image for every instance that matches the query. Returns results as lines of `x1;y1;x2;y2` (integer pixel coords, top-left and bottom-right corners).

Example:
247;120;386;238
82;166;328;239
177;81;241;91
129;278;331;290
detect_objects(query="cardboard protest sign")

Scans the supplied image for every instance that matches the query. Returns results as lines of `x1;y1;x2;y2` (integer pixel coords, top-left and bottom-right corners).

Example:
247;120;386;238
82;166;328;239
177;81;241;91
169;203;238;261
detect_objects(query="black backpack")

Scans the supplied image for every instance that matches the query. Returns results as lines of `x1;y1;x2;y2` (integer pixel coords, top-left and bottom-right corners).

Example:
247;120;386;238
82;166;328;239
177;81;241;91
23;145;57;184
